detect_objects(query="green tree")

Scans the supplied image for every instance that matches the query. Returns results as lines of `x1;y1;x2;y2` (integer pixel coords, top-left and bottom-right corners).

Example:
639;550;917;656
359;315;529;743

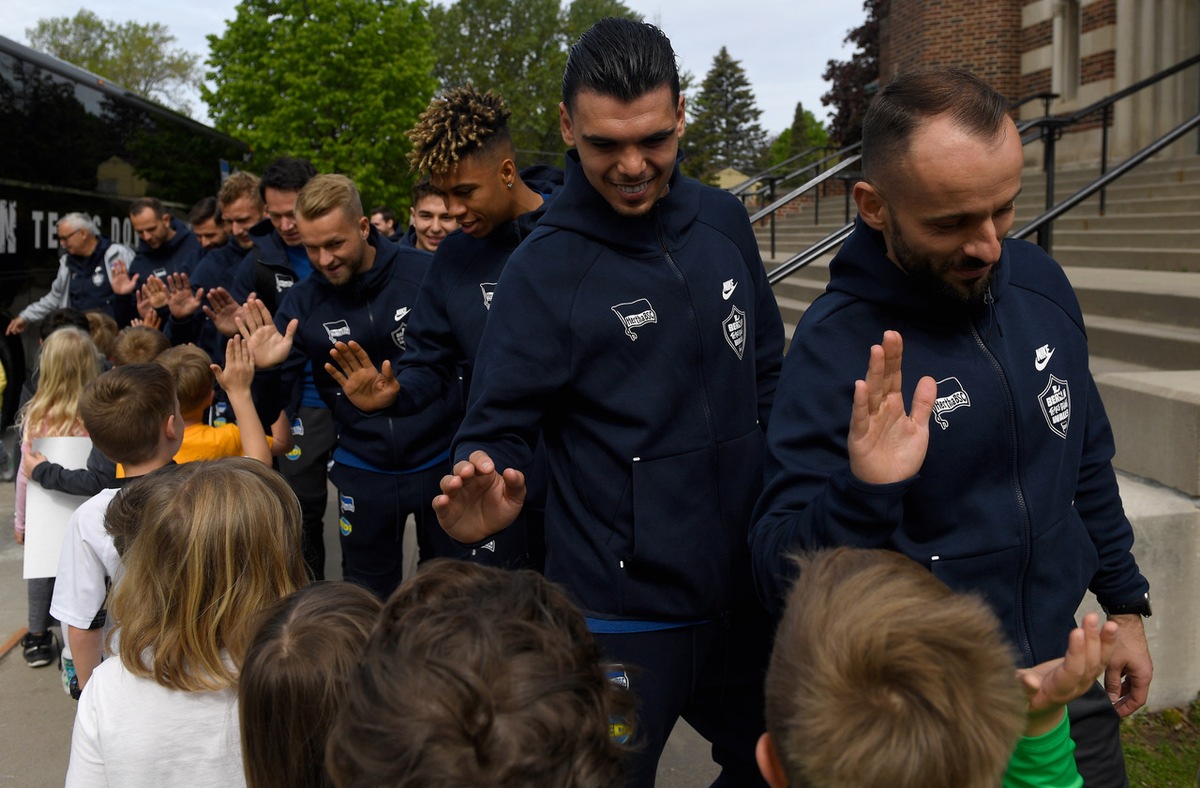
758;102;830;172
27;11;200;115
203;0;437;209
429;0;641;165
683;47;767;184
821;0;881;146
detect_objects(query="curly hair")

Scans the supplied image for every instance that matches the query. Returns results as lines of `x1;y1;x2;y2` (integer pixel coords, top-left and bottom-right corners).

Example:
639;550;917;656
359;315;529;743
406;85;513;175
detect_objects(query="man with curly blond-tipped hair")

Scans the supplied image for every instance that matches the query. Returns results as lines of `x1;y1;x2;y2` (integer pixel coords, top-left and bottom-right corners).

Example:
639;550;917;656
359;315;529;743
325;84;561;571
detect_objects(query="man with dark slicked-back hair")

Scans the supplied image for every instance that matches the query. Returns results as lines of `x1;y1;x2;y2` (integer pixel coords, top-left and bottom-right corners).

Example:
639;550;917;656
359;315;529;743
435;18;784;786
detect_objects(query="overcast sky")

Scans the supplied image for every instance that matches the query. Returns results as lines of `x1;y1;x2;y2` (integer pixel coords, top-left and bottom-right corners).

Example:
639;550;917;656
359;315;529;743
1;1;868;135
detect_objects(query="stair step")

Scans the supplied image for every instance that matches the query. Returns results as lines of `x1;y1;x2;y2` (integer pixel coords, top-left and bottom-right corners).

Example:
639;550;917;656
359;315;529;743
1083;313;1200;369
1065;267;1200;329
1053;245;1200;272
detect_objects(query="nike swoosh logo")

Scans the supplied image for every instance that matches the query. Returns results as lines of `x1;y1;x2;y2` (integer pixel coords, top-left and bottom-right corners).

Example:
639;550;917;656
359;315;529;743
1035;349;1054;371
722;283;737;300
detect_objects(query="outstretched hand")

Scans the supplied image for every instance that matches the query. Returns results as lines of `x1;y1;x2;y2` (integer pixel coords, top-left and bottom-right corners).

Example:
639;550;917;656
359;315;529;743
848;330;937;485
166;273;204;319
235;295;296;369
109;260;140;296
203;287;243;337
326;340;400;412
212;335;255;395
1019;612;1119;736
433;451;525;544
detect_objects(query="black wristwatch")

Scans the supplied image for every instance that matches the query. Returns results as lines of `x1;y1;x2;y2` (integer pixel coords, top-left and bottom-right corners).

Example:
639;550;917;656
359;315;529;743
1102;592;1152;618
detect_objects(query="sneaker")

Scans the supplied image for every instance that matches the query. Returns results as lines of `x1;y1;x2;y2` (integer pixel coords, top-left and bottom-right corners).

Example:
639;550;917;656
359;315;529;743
21;630;57;668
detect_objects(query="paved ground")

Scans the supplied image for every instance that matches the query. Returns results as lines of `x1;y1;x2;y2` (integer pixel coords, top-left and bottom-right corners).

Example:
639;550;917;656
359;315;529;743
0;471;718;786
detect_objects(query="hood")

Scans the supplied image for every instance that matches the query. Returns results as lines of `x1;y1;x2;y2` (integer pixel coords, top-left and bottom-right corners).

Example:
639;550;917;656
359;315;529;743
536;150;699;257
137;217;195;257
827;216;1011;327
247;217;289;265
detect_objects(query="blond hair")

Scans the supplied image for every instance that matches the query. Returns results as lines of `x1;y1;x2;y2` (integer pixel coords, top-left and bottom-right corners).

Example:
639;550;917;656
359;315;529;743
110;458;309;691
17;328;102;440
295;174;363;224
112;325;169;366
85;310;119;360
156;344;214;415
406;85;512;175
766;548;1027;788
219;171;263;210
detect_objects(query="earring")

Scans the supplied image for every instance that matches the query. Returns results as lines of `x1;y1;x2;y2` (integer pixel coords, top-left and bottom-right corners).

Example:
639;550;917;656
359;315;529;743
507;181;513;189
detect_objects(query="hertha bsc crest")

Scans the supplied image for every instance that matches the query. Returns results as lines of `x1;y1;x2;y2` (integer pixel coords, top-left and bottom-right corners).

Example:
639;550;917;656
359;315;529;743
1039;375;1070;439
723;305;746;360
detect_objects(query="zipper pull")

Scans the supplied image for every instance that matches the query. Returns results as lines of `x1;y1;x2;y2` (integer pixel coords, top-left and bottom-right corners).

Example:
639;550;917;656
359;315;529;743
983;287;1003;339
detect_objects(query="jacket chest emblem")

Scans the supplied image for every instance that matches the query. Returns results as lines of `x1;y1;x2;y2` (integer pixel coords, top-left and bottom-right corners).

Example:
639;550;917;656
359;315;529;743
323;319;351;344
723;305;746;360
480;282;496;310
91;266;105;287
392;306;411;349
275;273;295;292
1039;375;1071;439
933;377;971;430
611;298;657;341
1035;343;1055;371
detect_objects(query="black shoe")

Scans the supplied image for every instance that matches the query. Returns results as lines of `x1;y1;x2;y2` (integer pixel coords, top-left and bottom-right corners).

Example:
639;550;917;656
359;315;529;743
21;631;57;668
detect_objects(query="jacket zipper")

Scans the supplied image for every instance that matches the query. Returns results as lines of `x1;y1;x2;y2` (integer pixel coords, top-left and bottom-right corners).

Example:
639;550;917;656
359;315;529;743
970;318;1034;665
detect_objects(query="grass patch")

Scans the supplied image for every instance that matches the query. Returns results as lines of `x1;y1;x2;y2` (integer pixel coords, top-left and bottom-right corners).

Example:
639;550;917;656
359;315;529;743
1123;694;1200;787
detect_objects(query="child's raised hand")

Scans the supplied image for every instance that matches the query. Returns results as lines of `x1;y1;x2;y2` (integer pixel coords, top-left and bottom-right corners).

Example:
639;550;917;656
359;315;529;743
1017;612;1118;736
212;335;256;395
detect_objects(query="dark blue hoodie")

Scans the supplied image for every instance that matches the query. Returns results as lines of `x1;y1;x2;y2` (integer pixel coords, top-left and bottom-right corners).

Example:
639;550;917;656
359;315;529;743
749;217;1148;666
229;218;306;313
129;217;204;283
393;165;563;413
267;230;460;472
453;152;784;621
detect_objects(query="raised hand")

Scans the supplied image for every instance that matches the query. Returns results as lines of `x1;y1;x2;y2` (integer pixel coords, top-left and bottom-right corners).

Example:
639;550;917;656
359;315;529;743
130;312;162;330
141;275;169;309
166;273;204;319
203;288;244;337
433;451;526;544
1019;612;1119;735
235;295;296;369
109;259;140;296
847;330;938;485
212;334;255;396
325;340;400;412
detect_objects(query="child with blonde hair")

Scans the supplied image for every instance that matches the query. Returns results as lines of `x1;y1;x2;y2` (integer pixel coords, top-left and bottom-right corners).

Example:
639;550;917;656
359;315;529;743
66;457;310;787
14;327;102;667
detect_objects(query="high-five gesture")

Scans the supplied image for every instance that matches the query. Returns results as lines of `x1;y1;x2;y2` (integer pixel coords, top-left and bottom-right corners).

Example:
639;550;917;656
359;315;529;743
433;451;526;544
235;295;297;369
203;287;244;337
109;259;140;296
1018;612;1119;736
326;340;400;412
166;273;205;319
848;330;938;485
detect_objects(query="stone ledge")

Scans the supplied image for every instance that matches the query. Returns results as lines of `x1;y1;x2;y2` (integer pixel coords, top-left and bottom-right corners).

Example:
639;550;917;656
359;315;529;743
1096;370;1200;496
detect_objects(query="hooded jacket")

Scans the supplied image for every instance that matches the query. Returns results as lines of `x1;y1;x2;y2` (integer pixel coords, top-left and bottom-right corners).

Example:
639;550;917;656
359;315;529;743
18;237;134;324
129;217;204;283
229;219;301;313
750;217;1148;666
267;230;460;471
394;165;564;413
453;151;784;621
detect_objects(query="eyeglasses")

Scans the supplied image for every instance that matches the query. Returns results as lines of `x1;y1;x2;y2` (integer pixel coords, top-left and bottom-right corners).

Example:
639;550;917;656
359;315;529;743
56;229;83;243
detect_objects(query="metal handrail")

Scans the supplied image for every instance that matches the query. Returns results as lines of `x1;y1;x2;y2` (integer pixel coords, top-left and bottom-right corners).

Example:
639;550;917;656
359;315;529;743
766;222;854;285
1012;112;1200;241
729;145;830;196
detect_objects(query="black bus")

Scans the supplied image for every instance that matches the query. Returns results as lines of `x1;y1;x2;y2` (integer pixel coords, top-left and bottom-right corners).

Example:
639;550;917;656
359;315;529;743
0;34;247;425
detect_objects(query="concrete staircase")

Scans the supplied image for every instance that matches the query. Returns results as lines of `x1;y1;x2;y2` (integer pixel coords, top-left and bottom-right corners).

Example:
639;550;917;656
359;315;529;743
755;154;1200;711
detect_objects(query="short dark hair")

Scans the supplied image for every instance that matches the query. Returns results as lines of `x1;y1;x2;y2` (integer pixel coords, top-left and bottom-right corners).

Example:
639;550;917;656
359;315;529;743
188;196;221;226
128;197;166;219
326;561;630;787
562;18;679;113
861;67;1011;187
260;157;317;200
40;307;91;340
241;583;381;788
80;363;177;465
410;179;441;206
368;206;395;224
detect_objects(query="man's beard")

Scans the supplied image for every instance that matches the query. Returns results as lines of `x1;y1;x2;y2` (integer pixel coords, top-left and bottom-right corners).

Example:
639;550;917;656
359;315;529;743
890;217;996;307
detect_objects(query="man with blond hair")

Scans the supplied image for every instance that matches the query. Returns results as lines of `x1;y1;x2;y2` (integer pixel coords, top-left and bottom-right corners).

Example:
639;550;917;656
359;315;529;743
240;174;461;597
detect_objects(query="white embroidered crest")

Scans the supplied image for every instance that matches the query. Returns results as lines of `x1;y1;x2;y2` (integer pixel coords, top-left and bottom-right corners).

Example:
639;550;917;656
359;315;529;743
1039;375;1070;438
91;266;105;287
480;282;496;310
274;273;295;292
723;305;746;360
933;377;971;430
610;299;657;341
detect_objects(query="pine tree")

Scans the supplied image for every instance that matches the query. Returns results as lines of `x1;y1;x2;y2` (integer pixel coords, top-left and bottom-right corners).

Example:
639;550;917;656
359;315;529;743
683;47;768;183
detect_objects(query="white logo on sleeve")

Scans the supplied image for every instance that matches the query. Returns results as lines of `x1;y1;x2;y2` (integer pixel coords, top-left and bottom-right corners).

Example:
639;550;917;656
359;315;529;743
1034;344;1055;371
722;279;737;300
480;282;496;310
